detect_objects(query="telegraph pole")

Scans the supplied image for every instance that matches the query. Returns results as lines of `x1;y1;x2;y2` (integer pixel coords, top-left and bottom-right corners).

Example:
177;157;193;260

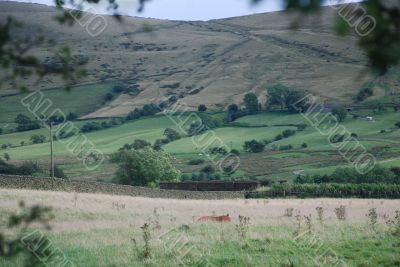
50;123;54;178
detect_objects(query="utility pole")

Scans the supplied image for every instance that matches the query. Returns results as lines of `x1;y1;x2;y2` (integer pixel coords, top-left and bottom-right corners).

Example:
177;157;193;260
50;123;54;178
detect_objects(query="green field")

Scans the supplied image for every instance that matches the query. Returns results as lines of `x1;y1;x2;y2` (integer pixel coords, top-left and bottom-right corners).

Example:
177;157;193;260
0;93;399;181
0;82;115;130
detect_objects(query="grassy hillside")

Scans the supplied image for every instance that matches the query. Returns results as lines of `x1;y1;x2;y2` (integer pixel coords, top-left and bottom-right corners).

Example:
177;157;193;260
1;106;399;182
1;2;399;117
0;82;115;131
0;2;399;183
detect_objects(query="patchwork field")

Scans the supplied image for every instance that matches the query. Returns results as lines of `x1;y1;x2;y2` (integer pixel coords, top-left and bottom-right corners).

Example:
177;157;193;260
0;189;399;266
1;100;400;182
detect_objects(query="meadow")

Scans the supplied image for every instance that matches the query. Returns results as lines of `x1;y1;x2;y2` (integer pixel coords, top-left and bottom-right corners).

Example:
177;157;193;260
1;90;399;182
0;189;399;267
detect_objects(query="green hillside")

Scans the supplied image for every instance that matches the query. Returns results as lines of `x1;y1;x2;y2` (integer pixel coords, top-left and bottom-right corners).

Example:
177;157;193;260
1;105;399;182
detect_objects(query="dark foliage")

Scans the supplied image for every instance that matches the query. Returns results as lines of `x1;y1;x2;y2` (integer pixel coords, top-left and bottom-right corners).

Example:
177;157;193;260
198;104;207;112
15;114;41;132
243;140;265;153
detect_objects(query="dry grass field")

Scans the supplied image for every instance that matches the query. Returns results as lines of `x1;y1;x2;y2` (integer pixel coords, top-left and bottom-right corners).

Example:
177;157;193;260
2;188;400;227
1;189;400;266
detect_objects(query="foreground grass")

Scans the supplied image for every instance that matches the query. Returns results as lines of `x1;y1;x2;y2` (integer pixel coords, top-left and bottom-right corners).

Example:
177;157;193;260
3;224;399;267
0;189;399;267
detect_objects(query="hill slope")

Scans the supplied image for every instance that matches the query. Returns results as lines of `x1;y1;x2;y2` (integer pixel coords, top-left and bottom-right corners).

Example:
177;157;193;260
0;2;399;118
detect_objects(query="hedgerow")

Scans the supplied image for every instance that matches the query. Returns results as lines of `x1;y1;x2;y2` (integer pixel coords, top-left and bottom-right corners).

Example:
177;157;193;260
246;183;400;199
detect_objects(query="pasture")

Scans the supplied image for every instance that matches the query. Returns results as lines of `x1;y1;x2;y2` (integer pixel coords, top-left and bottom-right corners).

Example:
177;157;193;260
0;83;115;130
1;108;400;181
0;189;399;266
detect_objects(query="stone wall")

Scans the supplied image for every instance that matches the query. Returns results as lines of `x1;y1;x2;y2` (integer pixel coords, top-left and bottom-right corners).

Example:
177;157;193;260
0;175;245;199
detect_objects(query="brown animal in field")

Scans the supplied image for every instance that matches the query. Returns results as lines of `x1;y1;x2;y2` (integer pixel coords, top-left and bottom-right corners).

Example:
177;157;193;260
197;214;231;223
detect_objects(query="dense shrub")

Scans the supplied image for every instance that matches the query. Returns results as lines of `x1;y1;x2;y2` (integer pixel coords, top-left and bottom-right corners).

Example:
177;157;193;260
351;133;358;138
1;144;11;150
119;139;152;151
111;148;180;187
46;115;64;125
247;183;400;199
395;122;400;128
266;84;310;113
208;147;228;155
279;144;293;151
53;165;67;179
18;161;42;175
0;159;41;176
188;158;205;165
263;139;273;145
201;165;215;174
126;103;161;121
113;85;125;93
243;93;259;115
198;104;207;112
187;113;222;136
226;104;239;122
164;128;181;142
391;167;400;177
274;129;296;141
132;139;152;150
297;124;307;131
332;106;347;122
58;130;76;139
181;173;191;181
191;171;222;181
330;134;345;143
80;122;102;133
153;138;170;151
356;87;373;102
14;114;41;132
296;165;400;184
104;93;114;102
243;140;265;153
230;149;240;155
301;143;308;148
66;112;78;121
282;129;296;138
30;134;46;144
126;108;141;121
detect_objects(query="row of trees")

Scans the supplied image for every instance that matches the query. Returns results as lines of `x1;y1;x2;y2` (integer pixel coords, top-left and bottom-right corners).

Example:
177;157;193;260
224;85;312;123
247;183;400;199
120;128;182;152
126;103;161;121
0;158;66;178
295;165;400;185
12;112;78;133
